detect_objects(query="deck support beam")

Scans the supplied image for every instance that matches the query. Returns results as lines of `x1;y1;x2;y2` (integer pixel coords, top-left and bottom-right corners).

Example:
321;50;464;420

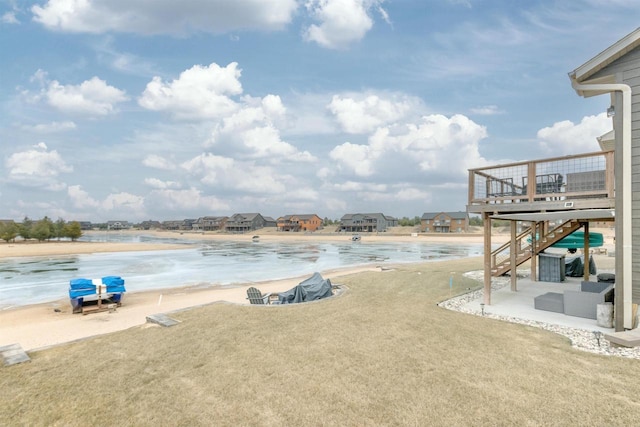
483;212;492;305
510;221;517;291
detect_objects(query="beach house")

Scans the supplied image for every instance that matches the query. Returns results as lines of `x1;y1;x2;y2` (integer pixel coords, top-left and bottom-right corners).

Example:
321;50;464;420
161;219;195;231
421;211;468;233
224;213;267;233
467;27;640;332
192;216;228;232
339;213;398;233
277;214;323;232
107;220;130;230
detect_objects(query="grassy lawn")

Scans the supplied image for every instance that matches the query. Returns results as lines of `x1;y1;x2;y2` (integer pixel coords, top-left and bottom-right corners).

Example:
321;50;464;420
3;257;640;426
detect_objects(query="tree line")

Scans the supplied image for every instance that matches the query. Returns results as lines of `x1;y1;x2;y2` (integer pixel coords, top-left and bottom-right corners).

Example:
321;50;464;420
0;217;83;243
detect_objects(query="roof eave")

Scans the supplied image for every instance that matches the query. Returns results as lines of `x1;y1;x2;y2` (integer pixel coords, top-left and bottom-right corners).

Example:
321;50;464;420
570;27;640;86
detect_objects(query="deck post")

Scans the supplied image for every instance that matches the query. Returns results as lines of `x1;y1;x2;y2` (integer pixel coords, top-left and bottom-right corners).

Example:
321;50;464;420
527;162;536;202
530;221;537;282
605;151;615;198
483;212;492;305
510;220;517;291
583;222;590;282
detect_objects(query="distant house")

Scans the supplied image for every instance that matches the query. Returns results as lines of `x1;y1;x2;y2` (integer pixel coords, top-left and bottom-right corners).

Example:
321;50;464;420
192;216;228;231
161;219;194;231
263;216;278;228
107;220;130;230
421;212;469;233
139;220;161;230
224;213;266;233
162;220;182;230
277;214;323;232
75;221;93;230
339;213;397;232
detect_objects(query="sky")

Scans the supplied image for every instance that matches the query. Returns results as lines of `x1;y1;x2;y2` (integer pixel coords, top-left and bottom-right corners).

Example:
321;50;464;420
1;0;638;223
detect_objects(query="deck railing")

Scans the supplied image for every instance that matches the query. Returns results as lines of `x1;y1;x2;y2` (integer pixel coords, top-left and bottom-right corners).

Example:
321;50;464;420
468;150;614;206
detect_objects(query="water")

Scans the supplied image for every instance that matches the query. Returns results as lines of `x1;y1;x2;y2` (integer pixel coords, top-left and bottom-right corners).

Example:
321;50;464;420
0;235;483;309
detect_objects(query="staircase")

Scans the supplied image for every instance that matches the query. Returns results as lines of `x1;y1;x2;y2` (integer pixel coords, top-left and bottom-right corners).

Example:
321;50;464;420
491;219;582;276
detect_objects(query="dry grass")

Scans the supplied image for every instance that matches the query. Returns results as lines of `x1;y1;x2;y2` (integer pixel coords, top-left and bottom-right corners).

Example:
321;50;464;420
3;257;640;426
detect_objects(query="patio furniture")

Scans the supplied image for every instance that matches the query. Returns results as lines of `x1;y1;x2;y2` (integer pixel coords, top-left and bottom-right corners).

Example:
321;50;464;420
522;173;564;199
565;255;596;277
246;287;273;305
538;253;566;282
563;281;614;319
278;272;333;304
534;292;564;313
597;273;615;284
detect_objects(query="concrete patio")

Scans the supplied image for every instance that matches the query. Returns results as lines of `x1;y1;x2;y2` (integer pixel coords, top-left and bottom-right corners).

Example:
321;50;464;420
459;274;616;334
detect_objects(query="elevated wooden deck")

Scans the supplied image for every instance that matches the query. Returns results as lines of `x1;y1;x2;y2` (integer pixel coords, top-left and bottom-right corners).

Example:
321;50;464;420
468;150;615;290
468;150;615;215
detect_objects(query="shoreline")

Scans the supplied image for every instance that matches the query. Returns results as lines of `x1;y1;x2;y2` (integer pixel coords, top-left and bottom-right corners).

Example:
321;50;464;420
0;229;498;259
0;230;494;351
0;262;387;352
1;229;613;352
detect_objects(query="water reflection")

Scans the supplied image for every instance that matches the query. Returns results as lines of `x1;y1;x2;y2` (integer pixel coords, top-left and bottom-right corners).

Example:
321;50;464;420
0;236;483;309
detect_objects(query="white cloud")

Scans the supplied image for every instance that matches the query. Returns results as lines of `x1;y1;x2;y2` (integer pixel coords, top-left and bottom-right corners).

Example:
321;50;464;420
182;153;288;194
142;155;176;171
304;0;385;49
31;0;298;35
330;180;386;192
209;94;316;162
93;36;159;77
328;93;417;134
101;192;145;215
147;187;230;212
329;142;375;177
323;181;428;204
29;72;129;115
316;167;331;179
330;114;487;180
282;92;341;136
139;62;242;120
22;121;76;133
470;105;504;115
68;185;146;215
394;187;431;201
2;11;19;24
5;143;72;190
538;113;611;155
144;178;181;190
67;185;100;209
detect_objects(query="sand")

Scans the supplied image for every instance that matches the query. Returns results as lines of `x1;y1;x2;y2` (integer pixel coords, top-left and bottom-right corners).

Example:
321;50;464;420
0;230;510;352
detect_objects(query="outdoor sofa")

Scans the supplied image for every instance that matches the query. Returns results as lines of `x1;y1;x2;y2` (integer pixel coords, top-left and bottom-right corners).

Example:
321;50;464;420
534;281;614;320
563;281;614;319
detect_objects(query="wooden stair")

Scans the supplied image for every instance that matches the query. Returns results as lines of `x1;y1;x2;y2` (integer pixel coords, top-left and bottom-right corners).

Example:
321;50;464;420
491;219;582;276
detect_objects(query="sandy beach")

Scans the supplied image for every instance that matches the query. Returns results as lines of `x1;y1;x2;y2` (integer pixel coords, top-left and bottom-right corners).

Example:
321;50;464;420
2;228;611;352
0;229;496;352
0;264;381;351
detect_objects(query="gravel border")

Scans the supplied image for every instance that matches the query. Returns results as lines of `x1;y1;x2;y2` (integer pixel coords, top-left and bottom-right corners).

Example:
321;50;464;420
438;271;640;359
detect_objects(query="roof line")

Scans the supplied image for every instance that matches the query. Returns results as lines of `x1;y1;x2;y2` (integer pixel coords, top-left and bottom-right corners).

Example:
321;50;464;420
570;27;640;83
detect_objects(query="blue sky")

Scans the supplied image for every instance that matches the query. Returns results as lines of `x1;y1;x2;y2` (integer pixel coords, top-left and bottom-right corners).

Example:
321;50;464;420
1;0;638;222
